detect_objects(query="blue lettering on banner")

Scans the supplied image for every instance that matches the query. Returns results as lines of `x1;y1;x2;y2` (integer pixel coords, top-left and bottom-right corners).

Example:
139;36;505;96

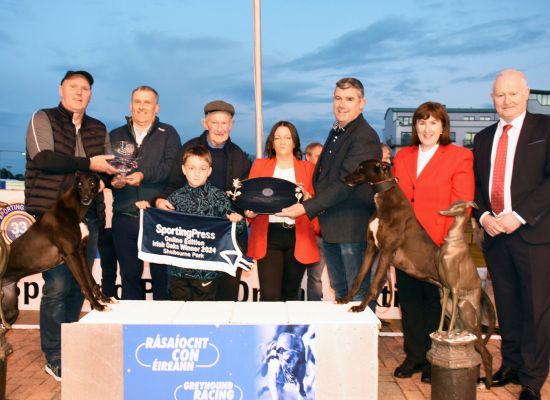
123;324;317;399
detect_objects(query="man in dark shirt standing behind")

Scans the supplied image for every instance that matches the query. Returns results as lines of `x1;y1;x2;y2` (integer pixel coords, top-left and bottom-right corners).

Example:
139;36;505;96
156;100;251;301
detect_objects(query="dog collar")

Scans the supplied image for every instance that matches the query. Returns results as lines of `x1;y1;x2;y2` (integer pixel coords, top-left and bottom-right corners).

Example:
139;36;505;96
369;177;398;193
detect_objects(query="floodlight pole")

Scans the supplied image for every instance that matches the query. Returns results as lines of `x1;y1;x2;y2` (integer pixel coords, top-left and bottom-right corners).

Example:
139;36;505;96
253;0;264;159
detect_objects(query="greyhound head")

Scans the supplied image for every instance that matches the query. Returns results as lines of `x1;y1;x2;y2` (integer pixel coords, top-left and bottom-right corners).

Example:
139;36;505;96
273;333;306;384
345;159;393;187
75;171;100;206
439;200;478;216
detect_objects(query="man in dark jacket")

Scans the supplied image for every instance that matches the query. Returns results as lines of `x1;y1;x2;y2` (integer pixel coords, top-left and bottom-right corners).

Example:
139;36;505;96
110;86;181;300
156;100;251;300
473;69;550;400
25;70;118;381
277;77;381;304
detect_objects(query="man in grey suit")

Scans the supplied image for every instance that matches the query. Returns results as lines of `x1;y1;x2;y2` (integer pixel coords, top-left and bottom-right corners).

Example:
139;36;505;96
278;77;381;302
473;69;550;400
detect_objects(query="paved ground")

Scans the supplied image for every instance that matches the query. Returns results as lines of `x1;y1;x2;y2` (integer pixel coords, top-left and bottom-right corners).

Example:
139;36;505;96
3;323;549;400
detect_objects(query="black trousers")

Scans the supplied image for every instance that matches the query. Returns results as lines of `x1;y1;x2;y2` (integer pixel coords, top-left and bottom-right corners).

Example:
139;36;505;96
112;214;169;300
483;231;550;390
396;268;441;365
170;276;218;301
97;227;118;298
215;269;243;301
257;224;307;301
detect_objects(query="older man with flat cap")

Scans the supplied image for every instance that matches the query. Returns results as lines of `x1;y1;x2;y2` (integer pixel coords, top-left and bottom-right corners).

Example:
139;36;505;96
25;70;118;381
156;100;251;300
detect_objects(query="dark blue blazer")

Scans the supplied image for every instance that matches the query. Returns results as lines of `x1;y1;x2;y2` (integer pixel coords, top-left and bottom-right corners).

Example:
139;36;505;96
303;114;381;243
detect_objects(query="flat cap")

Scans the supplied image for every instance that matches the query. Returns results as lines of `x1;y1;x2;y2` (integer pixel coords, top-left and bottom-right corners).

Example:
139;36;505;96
61;70;94;86
204;100;235;116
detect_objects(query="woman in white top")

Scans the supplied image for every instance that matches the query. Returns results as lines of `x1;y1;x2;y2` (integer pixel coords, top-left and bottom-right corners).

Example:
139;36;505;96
246;121;320;301
392;101;474;382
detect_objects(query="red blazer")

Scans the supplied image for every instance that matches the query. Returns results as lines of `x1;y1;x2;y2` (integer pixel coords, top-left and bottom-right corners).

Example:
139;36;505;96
393;144;474;246
247;157;320;264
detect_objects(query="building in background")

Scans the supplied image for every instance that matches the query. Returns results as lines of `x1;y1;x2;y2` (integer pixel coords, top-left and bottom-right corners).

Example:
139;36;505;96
529;89;550;115
384;107;497;152
384;89;550;153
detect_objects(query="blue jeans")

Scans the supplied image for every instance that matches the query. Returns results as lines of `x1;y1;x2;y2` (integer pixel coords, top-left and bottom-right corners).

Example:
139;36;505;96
322;241;375;310
306;237;325;301
40;214;99;364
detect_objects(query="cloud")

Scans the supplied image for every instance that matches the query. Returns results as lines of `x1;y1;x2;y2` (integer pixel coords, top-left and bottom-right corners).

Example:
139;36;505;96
281;18;425;71
392;79;421;96
276;15;548;74
450;71;499;84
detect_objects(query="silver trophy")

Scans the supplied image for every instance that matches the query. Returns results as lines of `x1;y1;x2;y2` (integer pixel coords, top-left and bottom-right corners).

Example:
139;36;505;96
109;141;138;181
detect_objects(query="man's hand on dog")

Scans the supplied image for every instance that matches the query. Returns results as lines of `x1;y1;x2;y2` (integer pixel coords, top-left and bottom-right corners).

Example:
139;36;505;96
276;203;306;219
89;154;118;174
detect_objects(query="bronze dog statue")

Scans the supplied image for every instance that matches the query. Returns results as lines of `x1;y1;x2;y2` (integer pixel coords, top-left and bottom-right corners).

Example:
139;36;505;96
336;159;496;387
0;171;113;328
436;200;496;384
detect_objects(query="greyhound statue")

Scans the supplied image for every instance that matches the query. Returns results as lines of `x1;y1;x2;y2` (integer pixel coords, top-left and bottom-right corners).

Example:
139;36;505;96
336;159;496;387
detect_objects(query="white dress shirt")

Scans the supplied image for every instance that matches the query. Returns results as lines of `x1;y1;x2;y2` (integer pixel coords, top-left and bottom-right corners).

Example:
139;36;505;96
481;111;526;225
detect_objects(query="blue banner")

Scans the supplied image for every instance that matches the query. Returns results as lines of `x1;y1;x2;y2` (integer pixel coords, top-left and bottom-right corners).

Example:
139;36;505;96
138;208;252;277
123;324;316;399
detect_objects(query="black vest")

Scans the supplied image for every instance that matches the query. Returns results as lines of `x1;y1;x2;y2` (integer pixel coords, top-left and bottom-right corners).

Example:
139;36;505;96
25;103;106;214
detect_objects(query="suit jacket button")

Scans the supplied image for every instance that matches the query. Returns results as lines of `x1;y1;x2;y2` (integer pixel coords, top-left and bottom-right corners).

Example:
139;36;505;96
411;198;414;203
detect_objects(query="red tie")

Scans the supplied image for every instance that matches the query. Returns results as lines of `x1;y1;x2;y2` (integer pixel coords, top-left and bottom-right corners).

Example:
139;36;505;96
491;124;512;215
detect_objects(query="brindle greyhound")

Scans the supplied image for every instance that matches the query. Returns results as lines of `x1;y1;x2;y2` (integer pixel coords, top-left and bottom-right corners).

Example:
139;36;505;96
0;171;114;328
336;159;496;387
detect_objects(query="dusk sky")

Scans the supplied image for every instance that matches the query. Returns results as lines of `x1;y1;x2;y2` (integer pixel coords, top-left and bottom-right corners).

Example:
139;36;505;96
1;0;549;173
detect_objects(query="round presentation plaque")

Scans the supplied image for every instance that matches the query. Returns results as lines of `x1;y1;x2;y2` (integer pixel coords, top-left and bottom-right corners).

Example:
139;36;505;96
230;177;303;214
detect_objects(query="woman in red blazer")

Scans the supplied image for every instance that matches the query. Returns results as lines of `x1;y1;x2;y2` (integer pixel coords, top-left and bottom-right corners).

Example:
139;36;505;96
245;121;320;301
392;102;474;383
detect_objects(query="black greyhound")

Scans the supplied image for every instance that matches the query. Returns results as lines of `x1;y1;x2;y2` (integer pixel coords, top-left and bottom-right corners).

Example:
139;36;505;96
0;171;113;328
